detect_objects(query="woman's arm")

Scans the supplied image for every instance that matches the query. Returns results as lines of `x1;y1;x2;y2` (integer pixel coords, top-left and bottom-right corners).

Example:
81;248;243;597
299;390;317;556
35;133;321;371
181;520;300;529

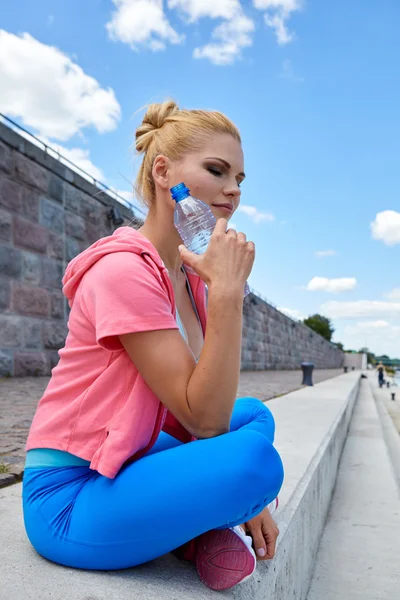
120;219;254;439
120;282;244;439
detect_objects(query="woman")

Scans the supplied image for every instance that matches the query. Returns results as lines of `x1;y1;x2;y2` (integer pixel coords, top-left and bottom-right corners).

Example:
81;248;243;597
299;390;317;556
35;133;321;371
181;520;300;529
23;101;284;591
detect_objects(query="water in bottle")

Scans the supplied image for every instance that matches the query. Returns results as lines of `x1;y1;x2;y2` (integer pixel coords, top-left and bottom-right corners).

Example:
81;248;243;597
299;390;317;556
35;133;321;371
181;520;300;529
171;182;250;297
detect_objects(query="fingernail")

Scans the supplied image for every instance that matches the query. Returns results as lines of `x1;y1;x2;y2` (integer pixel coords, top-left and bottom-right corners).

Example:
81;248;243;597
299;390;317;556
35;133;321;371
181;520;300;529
257;548;266;557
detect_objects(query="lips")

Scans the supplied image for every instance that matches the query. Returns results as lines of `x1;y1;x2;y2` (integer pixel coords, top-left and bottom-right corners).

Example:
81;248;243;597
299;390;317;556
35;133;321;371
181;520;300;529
212;203;233;212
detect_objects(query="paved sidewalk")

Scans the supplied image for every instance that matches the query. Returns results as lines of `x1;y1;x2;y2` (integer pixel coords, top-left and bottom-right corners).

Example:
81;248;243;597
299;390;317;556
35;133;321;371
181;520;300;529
0;368;342;486
307;378;400;600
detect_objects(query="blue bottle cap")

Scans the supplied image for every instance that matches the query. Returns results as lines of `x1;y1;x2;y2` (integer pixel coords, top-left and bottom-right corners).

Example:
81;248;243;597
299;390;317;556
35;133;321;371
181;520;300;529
170;182;190;202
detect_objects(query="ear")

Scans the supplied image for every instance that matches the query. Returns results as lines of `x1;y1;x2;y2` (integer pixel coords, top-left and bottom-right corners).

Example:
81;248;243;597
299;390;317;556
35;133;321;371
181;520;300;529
152;155;171;192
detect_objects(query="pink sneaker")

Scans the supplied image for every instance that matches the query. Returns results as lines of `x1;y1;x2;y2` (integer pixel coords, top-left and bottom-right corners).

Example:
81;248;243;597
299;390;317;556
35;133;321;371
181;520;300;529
195;498;279;591
196;525;256;591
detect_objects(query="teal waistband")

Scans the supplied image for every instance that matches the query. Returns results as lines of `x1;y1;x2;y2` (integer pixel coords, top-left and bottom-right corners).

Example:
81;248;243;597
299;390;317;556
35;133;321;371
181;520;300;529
25;448;91;468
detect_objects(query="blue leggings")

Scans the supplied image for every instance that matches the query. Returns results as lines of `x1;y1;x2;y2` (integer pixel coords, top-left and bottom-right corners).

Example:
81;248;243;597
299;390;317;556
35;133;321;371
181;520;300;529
22;398;284;570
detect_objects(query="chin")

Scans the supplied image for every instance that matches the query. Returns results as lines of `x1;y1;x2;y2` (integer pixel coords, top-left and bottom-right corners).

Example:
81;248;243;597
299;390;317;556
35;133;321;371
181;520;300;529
212;209;233;220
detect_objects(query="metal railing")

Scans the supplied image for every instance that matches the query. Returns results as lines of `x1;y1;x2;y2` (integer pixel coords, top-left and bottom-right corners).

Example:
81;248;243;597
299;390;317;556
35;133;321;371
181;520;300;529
0;113;146;218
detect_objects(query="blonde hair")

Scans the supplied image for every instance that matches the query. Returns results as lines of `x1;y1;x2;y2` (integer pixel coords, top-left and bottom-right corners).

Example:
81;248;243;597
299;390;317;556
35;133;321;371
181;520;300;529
134;100;241;208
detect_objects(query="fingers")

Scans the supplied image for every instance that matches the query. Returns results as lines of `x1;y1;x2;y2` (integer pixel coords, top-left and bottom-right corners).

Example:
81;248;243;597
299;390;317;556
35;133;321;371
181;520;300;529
178;244;199;271
213;218;229;236
246;522;267;560
262;520;280;560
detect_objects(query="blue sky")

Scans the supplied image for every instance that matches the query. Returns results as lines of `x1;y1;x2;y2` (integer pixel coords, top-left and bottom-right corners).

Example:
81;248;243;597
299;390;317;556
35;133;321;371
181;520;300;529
1;0;399;356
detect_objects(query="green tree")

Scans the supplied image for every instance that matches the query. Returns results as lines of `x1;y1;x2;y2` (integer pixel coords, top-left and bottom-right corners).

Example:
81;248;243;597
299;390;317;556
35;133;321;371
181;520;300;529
303;314;335;342
335;342;344;351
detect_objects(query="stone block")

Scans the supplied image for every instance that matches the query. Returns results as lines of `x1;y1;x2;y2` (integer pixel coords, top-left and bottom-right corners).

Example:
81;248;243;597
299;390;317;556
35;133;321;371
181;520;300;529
20;188;40;222
13;216;47;253
12;283;49;317
47;232;64;260
0;141;13;173
0;316;24;348
40;258;63;290
14;352;49;376
64;186;81;214
0;174;23;213
85;220;102;245
15;154;48;193
48;175;64;203
66;236;81;261
65;210;85;240
80;195;102;225
0;208;12;242
0;349;13;376
72;171;99;196
0;244;22;278
50;291;64;319
22;251;41;285
42;322;67;349
0;277;10;310
23;319;43;350
40;197;64;234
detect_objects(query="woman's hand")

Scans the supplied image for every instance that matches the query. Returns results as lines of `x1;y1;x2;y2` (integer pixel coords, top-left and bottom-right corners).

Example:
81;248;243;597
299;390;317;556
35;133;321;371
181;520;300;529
244;506;280;561
179;218;255;293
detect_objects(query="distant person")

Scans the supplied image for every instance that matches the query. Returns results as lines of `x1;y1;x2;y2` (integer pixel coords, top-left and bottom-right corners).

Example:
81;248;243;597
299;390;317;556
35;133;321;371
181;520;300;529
377;363;385;387
22;101;284;591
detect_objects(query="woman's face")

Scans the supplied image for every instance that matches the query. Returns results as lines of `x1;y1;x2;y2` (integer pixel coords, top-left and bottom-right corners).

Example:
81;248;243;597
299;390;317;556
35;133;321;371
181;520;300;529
168;133;245;221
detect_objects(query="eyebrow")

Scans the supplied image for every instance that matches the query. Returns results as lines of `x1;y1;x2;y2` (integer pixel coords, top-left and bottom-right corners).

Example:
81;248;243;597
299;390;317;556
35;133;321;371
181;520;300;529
205;157;246;179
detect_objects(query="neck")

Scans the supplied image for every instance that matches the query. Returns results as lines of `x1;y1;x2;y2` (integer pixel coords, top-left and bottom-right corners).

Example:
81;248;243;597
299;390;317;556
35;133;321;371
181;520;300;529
138;206;183;278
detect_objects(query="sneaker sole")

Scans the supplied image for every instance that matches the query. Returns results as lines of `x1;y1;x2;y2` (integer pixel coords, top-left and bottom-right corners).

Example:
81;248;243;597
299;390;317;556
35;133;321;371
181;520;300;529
196;528;256;591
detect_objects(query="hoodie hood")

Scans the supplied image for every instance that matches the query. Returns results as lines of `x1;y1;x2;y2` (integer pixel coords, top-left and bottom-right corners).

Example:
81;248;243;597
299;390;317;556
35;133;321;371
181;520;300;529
62;227;166;307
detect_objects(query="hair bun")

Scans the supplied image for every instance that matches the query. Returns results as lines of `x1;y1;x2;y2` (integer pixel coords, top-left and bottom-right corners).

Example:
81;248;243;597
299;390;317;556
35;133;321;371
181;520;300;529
135;100;179;154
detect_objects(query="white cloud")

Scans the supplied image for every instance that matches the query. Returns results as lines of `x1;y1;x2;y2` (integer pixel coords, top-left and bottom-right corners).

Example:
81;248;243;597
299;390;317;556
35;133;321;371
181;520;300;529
354;320;390;330
106;0;303;64
386;288;400;301
343;321;400;357
278;307;306;321
169;0;240;21
0;30;120;141
237;204;275;223
315;250;337;257
322;300;400;320
307;277;357;293
193;13;254;65
49;144;105;181
253;0;301;45
106;0;184;51
371;210;400;246
280;59;304;82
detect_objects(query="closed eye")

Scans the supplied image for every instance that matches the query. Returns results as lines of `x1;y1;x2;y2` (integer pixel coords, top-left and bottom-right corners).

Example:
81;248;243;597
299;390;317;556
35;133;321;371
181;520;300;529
208;167;222;177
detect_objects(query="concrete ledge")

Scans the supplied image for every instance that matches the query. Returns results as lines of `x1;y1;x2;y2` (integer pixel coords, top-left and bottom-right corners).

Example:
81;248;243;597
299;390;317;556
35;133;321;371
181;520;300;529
0;373;360;600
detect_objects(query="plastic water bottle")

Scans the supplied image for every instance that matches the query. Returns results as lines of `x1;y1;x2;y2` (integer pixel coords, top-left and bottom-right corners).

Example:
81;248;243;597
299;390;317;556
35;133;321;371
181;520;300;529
171;182;250;297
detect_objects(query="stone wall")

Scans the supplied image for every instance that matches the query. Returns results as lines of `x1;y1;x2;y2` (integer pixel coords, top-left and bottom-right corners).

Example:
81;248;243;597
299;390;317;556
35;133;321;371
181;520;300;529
0;122;139;377
241;294;343;370
0;121;343;376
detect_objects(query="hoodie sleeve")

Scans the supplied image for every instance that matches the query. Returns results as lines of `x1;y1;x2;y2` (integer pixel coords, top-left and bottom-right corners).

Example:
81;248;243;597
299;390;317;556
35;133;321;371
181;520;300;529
81;251;178;352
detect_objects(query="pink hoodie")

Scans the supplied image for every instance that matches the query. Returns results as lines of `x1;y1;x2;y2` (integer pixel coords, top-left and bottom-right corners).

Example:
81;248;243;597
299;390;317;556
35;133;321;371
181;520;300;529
26;227;207;478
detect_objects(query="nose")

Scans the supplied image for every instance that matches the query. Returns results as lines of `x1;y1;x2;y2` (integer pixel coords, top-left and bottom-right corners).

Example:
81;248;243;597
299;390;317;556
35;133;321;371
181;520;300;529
224;179;241;201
